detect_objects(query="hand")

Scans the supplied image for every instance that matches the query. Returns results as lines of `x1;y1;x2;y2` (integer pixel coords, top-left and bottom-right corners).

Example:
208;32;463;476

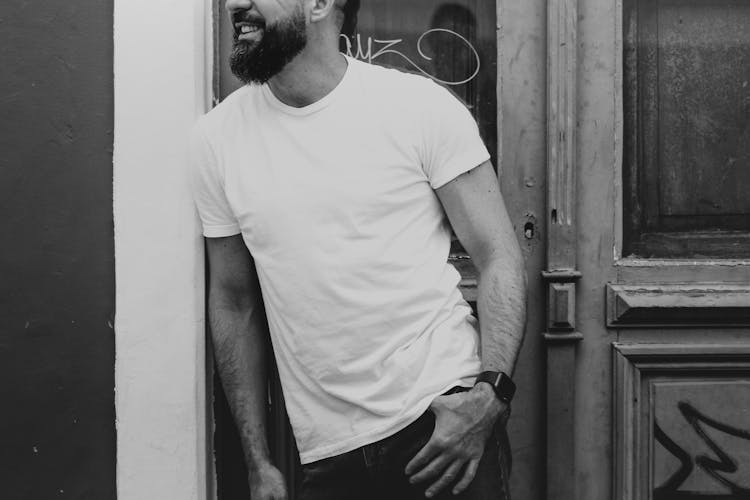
248;461;288;500
405;385;505;498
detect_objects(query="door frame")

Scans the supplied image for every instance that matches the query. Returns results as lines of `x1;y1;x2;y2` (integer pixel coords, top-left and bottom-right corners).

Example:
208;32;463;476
113;0;215;498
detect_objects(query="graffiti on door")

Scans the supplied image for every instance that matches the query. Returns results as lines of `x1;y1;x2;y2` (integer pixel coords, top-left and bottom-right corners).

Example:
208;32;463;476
654;401;750;500
340;30;481;86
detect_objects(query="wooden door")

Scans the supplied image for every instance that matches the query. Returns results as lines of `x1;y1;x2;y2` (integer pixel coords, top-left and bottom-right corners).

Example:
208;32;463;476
543;0;750;499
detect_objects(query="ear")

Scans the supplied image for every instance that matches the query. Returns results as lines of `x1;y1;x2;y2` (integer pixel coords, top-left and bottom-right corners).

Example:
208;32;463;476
308;0;337;23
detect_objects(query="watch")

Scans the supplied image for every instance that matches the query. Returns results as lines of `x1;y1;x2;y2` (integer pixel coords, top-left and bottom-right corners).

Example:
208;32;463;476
474;371;516;405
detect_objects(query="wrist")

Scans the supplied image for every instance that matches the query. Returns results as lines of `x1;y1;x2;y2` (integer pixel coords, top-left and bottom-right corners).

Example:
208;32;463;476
245;451;274;474
474;370;516;406
471;382;504;420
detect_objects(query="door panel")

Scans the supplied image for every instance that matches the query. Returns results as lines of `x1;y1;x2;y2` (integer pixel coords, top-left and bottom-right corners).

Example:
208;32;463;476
623;0;750;257
613;345;750;499
574;0;750;499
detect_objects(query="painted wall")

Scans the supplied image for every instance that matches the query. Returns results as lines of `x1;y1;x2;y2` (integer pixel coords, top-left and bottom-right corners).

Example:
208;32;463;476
113;0;212;498
0;1;116;498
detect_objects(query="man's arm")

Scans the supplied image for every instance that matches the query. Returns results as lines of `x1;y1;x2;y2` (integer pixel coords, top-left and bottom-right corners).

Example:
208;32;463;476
438;161;527;377
405;161;527;497
206;235;287;500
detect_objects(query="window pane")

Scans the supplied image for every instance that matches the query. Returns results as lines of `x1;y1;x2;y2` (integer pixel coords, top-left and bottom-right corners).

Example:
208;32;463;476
658;1;750;218
623;0;750;258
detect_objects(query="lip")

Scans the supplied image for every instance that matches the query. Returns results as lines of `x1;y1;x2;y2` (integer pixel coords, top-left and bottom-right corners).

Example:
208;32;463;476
234;20;265;39
234;22;264;42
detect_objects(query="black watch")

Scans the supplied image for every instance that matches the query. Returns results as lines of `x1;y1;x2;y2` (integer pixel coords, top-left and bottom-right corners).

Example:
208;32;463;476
474;371;516;405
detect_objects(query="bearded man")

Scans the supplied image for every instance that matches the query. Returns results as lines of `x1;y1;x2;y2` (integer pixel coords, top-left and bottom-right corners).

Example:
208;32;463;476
189;1;527;499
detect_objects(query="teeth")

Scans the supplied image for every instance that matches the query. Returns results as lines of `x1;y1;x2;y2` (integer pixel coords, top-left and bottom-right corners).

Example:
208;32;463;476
240;25;259;34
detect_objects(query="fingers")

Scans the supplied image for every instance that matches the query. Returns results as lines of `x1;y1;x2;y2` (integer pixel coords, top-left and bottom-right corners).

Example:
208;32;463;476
405;439;441;476
424;460;463;498
452;458;479;495
408;453;451;485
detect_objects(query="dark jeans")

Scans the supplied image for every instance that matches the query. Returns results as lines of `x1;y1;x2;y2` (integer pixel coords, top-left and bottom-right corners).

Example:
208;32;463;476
299;388;512;500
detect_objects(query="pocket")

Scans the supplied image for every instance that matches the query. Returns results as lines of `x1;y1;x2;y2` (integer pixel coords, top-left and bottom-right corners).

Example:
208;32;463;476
441;385;472;396
382;410;436;469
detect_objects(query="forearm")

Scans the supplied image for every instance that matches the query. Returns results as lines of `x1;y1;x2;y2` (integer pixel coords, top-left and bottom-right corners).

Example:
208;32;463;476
475;255;527;376
408;255;527;494
210;295;271;470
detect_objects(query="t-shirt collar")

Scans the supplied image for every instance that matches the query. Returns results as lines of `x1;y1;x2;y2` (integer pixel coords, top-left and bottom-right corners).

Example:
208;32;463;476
261;55;354;116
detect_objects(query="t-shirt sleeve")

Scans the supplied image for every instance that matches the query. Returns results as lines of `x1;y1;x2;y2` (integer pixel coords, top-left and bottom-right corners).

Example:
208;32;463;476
188;120;242;238
419;82;491;189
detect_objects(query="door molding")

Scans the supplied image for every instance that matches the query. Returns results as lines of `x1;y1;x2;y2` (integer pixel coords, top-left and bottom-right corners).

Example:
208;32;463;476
544;0;581;498
607;283;750;328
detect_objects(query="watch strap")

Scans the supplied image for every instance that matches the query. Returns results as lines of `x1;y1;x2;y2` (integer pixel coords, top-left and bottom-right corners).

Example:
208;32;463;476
475;371;516;405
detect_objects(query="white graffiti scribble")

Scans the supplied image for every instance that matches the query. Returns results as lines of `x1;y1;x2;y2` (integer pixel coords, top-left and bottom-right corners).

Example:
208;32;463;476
340;29;481;86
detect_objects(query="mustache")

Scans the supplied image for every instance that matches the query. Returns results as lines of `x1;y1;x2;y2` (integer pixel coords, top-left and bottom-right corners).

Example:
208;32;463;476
232;10;266;26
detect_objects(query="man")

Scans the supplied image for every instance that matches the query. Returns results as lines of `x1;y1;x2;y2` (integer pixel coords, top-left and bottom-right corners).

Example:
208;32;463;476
189;0;527;499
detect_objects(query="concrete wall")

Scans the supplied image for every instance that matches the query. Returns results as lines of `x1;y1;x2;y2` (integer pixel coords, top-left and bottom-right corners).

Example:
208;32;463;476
0;1;116;498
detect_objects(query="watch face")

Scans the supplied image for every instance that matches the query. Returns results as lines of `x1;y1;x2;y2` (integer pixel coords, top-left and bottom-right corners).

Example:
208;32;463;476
476;371;516;403
498;374;516;399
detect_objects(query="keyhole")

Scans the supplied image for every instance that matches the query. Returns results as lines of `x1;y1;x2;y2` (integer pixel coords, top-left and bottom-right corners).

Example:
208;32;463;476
524;222;535;239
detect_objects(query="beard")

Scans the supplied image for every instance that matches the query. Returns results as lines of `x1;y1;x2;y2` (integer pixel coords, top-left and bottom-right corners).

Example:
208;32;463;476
229;6;308;85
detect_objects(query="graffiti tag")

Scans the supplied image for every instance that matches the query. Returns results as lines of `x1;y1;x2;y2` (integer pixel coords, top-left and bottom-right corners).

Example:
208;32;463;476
654;401;750;500
340;29;481;86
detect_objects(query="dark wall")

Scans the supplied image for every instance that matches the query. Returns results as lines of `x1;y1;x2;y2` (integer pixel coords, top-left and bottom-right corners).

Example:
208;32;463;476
0;1;115;499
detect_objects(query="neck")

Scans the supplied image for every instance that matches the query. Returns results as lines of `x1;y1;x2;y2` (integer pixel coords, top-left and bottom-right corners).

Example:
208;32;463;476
267;42;347;108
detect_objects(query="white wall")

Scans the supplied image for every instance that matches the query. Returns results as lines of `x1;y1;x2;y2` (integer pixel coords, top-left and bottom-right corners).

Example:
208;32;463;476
114;0;212;498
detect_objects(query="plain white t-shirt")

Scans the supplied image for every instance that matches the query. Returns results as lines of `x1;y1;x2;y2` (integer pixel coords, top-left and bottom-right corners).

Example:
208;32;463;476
189;56;490;464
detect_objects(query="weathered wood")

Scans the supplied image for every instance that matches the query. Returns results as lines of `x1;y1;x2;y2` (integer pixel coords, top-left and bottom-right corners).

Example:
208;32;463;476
607;283;750;327
546;343;578;500
549;282;576;330
544;0;581;498
612;343;750;500
583;0;750;498
626;231;750;259
546;0;578;271
496;0;549;496
622;0;750;258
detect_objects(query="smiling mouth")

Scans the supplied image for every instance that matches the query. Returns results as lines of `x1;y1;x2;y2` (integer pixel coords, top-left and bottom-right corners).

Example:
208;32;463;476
233;9;266;38
238;23;262;34
234;21;265;42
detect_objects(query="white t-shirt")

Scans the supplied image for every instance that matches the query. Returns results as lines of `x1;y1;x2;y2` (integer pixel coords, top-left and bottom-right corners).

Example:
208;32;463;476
189;56;490;464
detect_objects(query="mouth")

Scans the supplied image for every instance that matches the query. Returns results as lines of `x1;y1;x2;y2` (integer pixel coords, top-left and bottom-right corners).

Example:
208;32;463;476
235;22;265;41
233;12;266;41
